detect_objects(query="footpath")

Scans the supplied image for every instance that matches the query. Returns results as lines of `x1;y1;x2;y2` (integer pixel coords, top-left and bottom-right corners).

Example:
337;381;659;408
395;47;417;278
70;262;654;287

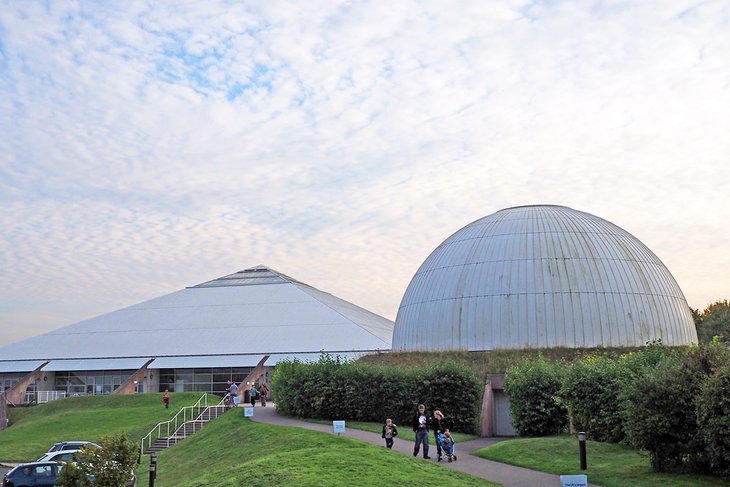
249;403;598;487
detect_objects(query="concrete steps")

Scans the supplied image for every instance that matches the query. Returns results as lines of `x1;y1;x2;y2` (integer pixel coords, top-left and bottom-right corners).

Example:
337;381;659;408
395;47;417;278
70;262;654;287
143;405;228;453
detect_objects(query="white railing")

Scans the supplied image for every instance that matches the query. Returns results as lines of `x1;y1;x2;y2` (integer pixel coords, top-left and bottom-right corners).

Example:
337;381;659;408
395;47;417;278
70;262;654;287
140;394;210;455
36;391;67;403
158;404;230;450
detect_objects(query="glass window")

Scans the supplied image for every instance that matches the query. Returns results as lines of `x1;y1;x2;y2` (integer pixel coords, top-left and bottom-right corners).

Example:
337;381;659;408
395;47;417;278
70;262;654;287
68;372;85;386
176;370;193;383
212;373;229;384
194;372;211;383
34;465;53;476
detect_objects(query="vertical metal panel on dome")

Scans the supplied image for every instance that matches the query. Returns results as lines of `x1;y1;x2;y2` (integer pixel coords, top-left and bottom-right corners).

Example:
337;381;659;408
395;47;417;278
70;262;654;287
393;205;698;351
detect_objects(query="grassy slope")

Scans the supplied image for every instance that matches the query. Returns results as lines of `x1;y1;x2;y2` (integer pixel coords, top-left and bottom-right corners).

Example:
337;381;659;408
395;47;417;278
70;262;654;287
1;392;210;461
357;348;662;381
139;410;498;487
474;436;726;487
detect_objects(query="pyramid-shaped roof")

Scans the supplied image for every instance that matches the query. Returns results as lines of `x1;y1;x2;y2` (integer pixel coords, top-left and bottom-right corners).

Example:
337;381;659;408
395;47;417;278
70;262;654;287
0;266;393;367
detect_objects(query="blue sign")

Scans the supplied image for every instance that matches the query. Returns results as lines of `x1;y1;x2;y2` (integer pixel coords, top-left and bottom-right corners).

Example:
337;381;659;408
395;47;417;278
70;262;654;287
560;475;588;487
332;420;346;434
244;407;254;417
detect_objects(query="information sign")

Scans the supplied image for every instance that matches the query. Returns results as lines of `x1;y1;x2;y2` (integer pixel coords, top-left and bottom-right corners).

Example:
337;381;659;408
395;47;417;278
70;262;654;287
560;474;588;487
332;420;346;435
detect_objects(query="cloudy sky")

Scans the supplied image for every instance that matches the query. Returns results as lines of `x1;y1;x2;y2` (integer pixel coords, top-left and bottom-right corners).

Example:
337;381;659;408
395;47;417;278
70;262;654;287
1;1;728;347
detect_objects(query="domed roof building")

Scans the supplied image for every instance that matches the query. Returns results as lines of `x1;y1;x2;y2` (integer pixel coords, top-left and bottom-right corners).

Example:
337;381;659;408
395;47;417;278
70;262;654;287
393;205;697;351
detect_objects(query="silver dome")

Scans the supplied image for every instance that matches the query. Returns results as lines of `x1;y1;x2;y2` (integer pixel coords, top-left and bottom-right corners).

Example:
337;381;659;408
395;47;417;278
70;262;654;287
393;205;697;350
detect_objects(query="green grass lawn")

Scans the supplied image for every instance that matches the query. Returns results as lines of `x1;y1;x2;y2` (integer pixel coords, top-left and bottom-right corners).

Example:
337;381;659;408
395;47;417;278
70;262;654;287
139;409;498;487
0;392;212;461
305;418;479;443
474;435;726;487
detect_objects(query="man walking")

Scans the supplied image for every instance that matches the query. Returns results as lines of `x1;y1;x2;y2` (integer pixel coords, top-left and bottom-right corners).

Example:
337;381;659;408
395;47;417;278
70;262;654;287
411;404;431;459
258;382;269;407
229;380;239;406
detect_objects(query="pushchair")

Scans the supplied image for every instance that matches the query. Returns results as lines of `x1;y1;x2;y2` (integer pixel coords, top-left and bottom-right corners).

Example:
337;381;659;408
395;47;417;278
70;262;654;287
437;433;457;462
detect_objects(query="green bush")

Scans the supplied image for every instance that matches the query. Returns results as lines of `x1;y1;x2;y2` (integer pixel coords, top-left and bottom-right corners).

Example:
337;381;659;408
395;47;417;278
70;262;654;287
697;364;730;478
622;361;702;471
618;339;686;375
503;357;567;436
560;355;626;442
270;355;482;433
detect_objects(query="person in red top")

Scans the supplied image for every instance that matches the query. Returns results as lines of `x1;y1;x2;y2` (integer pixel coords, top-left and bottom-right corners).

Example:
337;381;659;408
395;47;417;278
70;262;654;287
162;389;170;409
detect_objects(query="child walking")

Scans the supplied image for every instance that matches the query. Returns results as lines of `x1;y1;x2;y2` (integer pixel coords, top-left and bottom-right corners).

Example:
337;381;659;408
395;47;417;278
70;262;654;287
381;418;398;449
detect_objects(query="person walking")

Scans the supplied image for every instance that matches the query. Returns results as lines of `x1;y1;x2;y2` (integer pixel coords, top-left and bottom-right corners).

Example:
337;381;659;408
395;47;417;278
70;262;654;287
431;410;449;461
258;382;269;407
411;404;431;459
162;389;170;409
381;418;398;449
229;381;239;407
249;383;258;406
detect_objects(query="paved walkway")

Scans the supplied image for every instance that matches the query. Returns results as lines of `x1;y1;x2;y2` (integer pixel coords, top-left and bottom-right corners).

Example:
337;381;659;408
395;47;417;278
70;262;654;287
248;404;596;487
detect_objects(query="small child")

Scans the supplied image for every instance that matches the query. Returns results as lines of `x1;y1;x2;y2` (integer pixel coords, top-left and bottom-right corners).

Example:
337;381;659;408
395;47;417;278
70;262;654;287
439;430;457;462
381;418;399;449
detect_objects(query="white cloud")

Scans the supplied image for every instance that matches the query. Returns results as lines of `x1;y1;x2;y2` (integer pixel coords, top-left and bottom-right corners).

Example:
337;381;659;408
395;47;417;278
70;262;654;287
1;0;728;345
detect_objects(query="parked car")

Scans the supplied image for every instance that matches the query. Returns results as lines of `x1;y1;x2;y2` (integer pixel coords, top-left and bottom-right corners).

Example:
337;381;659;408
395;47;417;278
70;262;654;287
36;449;84;463
3;461;60;487
46;441;100;453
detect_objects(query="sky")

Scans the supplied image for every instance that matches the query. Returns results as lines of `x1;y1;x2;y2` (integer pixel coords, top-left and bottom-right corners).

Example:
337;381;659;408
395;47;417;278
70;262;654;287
0;1;728;347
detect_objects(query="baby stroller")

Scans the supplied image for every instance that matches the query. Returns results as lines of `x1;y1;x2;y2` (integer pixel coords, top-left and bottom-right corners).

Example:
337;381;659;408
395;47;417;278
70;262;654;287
437;432;457;462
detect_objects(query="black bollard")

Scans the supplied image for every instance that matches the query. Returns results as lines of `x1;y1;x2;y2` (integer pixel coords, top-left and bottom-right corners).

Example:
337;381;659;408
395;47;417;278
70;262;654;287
578;431;587;470
149;452;157;487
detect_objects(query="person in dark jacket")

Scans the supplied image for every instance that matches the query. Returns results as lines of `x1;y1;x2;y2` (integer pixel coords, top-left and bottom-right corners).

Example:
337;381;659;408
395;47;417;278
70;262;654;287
381;418;398;449
411;404;431;459
431;410;448;461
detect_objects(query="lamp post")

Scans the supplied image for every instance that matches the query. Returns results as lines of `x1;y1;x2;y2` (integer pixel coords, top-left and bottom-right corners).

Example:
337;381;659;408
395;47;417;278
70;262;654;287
149;452;157;487
578;432;587;470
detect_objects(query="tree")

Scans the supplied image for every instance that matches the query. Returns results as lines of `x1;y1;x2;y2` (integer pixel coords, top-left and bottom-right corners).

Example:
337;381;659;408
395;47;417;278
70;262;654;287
696;300;730;343
56;433;139;487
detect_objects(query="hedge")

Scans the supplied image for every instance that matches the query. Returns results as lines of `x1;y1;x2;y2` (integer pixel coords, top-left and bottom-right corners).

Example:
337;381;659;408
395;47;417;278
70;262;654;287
697;364;730;478
622;360;704;471
270;355;483;433
503;357;567;436
560;355;626;442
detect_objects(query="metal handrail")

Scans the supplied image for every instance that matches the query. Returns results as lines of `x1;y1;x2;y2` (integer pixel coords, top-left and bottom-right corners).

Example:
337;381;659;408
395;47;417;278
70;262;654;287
140;393;209;456
161;404;229;448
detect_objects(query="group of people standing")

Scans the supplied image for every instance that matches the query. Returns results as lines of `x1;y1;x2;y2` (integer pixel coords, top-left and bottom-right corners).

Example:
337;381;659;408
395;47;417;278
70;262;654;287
226;380;269;407
382;404;456;462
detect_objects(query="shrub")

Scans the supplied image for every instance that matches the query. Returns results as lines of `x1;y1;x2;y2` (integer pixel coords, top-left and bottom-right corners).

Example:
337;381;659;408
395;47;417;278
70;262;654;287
503;357;567;436
561;355;626;442
56;460;93;487
56;433;139;487
697;364;730;478
622;361;701;471
270;355;482;433
618;339;685;376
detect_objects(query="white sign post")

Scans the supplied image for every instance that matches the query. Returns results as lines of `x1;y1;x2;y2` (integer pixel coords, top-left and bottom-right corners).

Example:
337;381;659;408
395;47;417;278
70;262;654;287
560;475;588;487
244;407;254;417
332;420;346;436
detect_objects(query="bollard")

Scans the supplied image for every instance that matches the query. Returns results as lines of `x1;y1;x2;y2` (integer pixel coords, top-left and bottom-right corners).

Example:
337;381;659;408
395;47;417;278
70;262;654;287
149;452;157;487
578;431;587;470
